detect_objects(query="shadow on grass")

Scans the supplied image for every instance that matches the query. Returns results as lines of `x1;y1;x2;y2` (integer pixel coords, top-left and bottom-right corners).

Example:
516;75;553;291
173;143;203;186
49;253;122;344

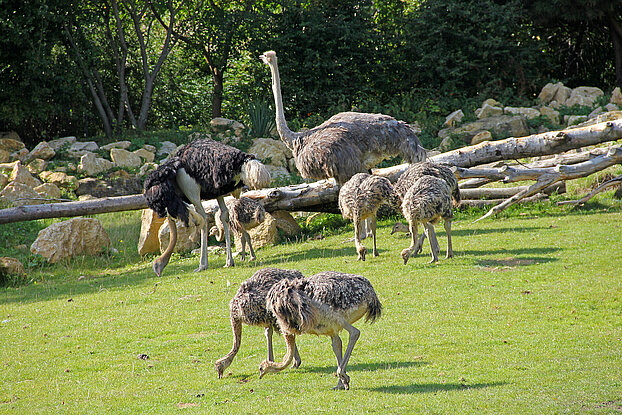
367;381;506;394
299;359;428;375
259;246;356;266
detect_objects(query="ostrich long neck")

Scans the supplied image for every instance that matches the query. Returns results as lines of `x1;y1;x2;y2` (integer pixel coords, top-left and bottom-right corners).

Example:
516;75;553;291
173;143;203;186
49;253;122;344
158;216;178;266
266;333;296;372
215;317;242;371
267;60;297;150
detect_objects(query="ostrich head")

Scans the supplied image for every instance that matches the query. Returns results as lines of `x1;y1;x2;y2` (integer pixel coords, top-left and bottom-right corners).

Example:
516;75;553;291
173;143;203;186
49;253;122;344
391;222;410;235
259;50;277;66
258;360;281;379
241;159;271;190
357;246;367;262
153;255;169;278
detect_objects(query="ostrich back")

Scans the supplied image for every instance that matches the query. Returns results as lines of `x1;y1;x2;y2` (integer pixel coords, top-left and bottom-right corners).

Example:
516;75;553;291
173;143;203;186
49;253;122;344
266;271;382;335
292;112;426;184
395;161;460;206
401;175;453;225
338;173;398;220
230;268;304;327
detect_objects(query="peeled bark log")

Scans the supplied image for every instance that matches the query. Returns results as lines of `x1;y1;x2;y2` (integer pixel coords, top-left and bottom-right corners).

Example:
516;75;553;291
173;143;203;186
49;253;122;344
558;174;622;207
460;182;565;200
461;193;548;207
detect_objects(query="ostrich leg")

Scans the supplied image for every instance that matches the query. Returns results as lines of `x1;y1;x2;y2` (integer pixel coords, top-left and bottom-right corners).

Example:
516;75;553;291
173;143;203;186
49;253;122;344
331;334;344;389
176;168;209;271
264;327;274;361
424;223;440;263
217;196;235;267
335;322;360;390
370;216;379;257
243;230;257;261
444;219;454;259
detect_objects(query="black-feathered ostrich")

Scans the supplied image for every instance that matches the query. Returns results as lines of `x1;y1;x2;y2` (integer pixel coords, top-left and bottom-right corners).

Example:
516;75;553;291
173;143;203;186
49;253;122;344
259;271;382;390
260;50;427;235
214;267;304;378
143;139;270;276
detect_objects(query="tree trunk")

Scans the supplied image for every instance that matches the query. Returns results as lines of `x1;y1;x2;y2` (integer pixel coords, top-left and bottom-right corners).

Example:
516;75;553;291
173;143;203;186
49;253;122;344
211;66;224;118
609;16;622;88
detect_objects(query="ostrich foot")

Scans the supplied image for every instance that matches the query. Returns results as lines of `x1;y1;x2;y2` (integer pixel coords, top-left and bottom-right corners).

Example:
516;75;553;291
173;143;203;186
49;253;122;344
333;373;350;390
249;255;257;261
292;357;301;369
193;265;208;272
223;262;234;268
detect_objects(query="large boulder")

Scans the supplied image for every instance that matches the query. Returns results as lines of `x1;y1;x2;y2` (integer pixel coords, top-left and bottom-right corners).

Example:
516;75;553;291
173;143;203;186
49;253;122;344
248;138;292;168
39;171;78;191
247;212;279;249
9;161;41;187
101;141;131;151
565;86;604;108
133;148;155;163
538;82;572;105
443;109;464;127
30;217;111;263
24;141;55;163
47;136;77;152
475;103;503;119
137;209;166;255
0;182;43;207
611;87;622;106
271;210;301;237
0;138;25;153
34;183;62;200
110;148;142;169
67;141;99;158
504;106;540;119
158;218;201;254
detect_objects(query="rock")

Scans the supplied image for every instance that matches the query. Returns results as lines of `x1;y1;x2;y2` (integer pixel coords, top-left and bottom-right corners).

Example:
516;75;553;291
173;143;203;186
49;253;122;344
67;141;99;158
110;148;142;169
605;103;619;112
30;217;111;263
0;131;20;141
539;106;560;125
503;106;540;119
78;152;114;176
75;173;142;198
248;138;292;167
475;103;504;119
538;82;571;105
101;141;131;151
588;106;604;119
565;86;604;107
0;257;25;277
438;115;529;145
0;173;8;190
143;144;156;153
271;210;301;237
471;131;492;145
611;87;622;106
288;158;299;175
265;165;290;184
0;149;9;163
139;162;157;177
157;141;178;156
10;161;42;187
248;212;279;249
483;98;503;107
34;183;62;200
133;148;155;163
565;115;588;126
158;217;201;254
39;171;78;191
0;138;25;153
210;117;244;133
443;109;464;127
27;159;48;175
11;148;29;162
138;209;166;255
0;182;43;207
24;141;55;163
48;136;77;151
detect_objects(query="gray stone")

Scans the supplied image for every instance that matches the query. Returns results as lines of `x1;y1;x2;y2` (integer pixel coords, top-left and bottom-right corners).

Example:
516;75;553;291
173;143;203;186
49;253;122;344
0;182;43;207
133;148;155;163
48;136;77;151
438;115;529;145
471;131;492;145
24;141;55;163
157;141;178;156
248;138;292;167
10;161;42;187
539;106;561;125
611;87;622;106
475;103;504;119
503;106;540;119
39;171;78;190
444;110;464;127
101;141;131;151
78;152;114;176
34;183;62;200
565;86;604;107
110;148;142;169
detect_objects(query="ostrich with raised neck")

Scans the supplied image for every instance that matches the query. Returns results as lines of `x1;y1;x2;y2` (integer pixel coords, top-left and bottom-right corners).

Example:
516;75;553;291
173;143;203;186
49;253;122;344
259;50;427;185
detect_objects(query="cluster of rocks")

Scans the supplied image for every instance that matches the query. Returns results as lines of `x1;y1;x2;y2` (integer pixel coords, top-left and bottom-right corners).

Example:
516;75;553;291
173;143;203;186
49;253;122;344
0;117;302;272
438;84;622;151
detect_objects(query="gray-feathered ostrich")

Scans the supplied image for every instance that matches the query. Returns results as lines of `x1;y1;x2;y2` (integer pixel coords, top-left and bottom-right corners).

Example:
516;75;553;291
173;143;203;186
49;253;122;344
400;175;454;264
392;161;460;253
260;51;427;184
215;267;304;378
144;139;270;276
338;173;400;261
210;196;266;262
259;271;382;390
260;50;427;237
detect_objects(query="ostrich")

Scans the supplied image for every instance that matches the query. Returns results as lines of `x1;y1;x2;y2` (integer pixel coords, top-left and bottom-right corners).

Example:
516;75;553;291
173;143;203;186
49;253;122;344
260;50;427;237
215;267;304;378
210;196;266;261
144;138;270;276
400;175;454;264
259;271;382;390
338;173;400;261
392;161;460;253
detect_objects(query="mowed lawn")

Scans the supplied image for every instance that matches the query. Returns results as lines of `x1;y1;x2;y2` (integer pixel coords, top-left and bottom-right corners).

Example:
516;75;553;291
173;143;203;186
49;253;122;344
1;206;621;414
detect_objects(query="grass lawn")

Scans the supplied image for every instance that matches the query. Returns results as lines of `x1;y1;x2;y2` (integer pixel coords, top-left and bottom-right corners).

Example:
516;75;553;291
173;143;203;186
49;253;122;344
1;200;621;414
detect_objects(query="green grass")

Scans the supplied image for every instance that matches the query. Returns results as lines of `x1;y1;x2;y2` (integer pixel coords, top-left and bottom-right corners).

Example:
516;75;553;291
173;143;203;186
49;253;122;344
1;200;622;414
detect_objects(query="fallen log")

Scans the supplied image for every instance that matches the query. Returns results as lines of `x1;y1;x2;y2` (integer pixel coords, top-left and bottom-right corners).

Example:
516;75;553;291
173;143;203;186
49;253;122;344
460;182;565;200
558;173;622;207
461;193;548;207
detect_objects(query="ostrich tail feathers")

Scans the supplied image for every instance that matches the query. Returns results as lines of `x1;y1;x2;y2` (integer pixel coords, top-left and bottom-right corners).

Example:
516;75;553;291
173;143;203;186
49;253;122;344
242;159;271;190
143;159;190;225
365;293;383;324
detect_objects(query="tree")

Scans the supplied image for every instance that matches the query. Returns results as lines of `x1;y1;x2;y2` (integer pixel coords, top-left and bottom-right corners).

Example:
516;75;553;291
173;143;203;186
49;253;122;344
523;0;622;88
63;0;183;136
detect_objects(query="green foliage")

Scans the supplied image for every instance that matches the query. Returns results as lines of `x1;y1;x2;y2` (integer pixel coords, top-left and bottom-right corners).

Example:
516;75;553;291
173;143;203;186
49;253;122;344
245;99;276;139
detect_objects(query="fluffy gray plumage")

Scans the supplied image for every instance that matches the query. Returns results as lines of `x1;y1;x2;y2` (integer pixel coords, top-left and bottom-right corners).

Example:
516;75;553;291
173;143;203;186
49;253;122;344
261;271;381;390
214;268;304;378
395;161;460;206
211;197;266;261
401;175;454;263
339;173;399;260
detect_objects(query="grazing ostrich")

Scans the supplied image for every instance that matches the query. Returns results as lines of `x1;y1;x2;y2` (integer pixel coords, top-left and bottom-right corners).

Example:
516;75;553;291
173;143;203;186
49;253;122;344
260;51;427;184
400;175;454;264
144;139;270;276
260;50;427;237
259;271;382;390
210;196;266;261
393;161;460;253
338;173;399;261
215;267;304;378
